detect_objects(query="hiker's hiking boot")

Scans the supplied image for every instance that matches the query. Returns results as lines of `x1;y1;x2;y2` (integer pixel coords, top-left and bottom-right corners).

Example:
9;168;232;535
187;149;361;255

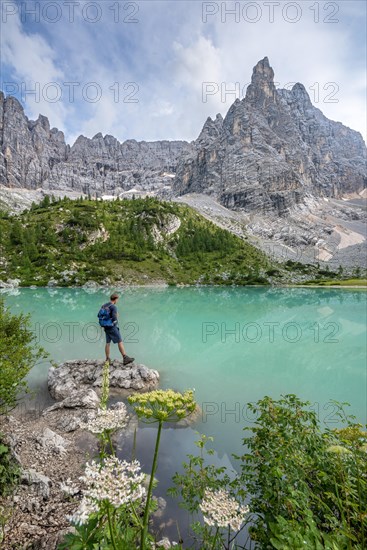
123;354;135;366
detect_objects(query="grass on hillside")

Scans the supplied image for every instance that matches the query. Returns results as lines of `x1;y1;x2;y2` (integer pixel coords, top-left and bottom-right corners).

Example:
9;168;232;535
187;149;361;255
1;196;365;287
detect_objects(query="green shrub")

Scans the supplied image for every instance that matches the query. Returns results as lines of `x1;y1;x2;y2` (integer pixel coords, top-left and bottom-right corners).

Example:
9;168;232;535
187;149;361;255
0;299;47;415
239;395;367;549
266;269;281;277
0;438;19;496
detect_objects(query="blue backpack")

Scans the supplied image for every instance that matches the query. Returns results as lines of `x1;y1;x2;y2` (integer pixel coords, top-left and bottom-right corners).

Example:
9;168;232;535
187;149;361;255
97;304;114;327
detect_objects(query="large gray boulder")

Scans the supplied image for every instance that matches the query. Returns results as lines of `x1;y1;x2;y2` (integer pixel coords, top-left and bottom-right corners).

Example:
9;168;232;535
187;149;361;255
36;427;68;454
21;469;51;500
44;388;101;412
47;359;159;404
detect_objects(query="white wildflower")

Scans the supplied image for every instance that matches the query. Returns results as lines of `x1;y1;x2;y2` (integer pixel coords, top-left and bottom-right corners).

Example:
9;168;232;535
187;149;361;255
68;457;146;525
81;406;128;434
200;488;249;532
68;497;98;525
60;478;80;496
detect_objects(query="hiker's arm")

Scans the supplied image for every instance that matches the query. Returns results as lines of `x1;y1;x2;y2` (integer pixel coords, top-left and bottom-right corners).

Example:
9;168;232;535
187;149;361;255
110;305;118;325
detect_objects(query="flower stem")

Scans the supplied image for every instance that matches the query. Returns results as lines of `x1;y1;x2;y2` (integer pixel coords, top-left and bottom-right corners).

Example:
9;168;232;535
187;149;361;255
132;426;137;461
130;501;143;529
140;420;163;550
355;448;365;549
107;504;118;550
211;526;219;550
106;430;116;456
99;433;107;459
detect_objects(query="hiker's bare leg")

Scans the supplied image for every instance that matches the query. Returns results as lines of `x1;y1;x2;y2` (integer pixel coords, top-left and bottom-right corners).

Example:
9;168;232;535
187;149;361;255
105;343;110;360
118;341;126;357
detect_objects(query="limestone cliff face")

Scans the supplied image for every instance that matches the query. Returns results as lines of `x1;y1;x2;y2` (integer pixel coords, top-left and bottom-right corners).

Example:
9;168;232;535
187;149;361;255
0;92;68;189
173;57;366;214
0;91;192;194
46;135;192;195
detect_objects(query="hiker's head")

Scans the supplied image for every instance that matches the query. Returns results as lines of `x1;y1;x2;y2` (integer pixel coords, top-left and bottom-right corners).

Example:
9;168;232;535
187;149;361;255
110;292;119;303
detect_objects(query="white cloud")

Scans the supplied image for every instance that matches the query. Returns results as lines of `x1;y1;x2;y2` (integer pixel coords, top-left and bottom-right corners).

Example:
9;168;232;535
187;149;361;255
173;36;222;91
1;0;366;144
1;1;70;130
151;101;174;117
187;3;366;141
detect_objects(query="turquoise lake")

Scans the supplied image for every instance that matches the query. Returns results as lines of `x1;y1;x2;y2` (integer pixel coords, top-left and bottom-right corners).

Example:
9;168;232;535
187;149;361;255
3;286;367;524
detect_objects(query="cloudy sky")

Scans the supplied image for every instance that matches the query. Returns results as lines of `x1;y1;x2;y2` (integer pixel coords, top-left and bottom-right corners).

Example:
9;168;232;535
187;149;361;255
1;0;366;145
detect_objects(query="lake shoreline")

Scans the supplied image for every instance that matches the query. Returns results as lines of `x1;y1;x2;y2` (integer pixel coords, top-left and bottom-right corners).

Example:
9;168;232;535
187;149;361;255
2;282;367;291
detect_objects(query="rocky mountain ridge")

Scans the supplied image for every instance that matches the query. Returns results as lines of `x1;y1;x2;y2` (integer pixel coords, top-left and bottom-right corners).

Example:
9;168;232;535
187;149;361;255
173;57;366;215
1;57;366;210
0;91;192;196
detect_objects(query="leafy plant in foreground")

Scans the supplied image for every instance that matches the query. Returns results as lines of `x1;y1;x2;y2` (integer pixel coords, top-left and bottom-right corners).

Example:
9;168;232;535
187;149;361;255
61;387;196;550
0;440;19;496
238;395;367;549
0;299;47;415
129;389;196;550
169;433;250;549
60;390;366;549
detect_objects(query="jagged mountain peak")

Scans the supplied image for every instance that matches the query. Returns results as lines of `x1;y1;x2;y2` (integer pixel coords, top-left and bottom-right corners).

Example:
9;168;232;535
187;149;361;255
173;58;366;214
252;56;272;76
290;82;313;105
198;114;224;145
3;94;24;113
34;114;51;132
73;134;89;146
245;56;277;108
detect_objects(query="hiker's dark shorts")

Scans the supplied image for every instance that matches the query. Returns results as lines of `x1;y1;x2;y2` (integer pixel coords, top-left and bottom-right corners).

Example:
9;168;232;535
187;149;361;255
104;326;122;344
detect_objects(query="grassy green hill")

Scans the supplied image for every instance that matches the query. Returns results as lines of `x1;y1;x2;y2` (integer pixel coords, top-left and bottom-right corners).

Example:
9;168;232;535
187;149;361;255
0;196;363;287
0;196;284;286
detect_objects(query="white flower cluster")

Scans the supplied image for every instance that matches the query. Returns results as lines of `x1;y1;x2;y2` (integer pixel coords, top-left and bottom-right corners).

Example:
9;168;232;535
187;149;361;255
69;457;146;525
81;406;128;434
69;497;97;525
200;488;250;532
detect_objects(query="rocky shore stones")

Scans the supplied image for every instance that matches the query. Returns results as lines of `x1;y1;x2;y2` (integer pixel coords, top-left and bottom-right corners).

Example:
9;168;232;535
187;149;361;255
36;427;68;455
48;359;160;405
20;469;51;500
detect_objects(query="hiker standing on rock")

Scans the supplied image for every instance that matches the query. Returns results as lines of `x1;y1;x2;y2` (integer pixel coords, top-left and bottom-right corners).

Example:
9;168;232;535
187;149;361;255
98;292;135;365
